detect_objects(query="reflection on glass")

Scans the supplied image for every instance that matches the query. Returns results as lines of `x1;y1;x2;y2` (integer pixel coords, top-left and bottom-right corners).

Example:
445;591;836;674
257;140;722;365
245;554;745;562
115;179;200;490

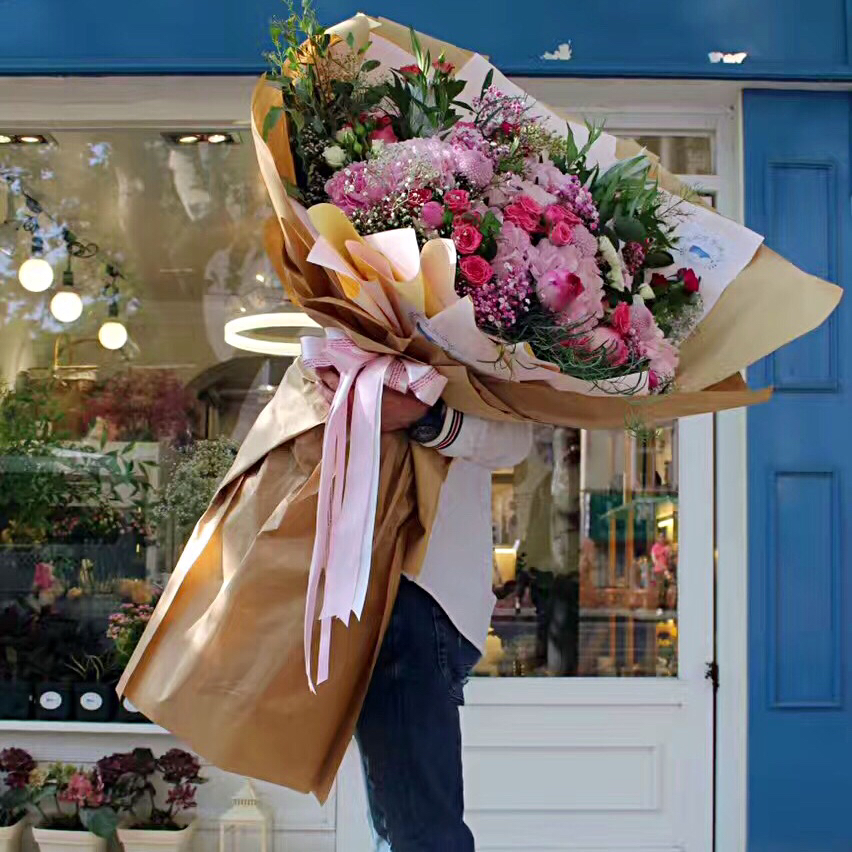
631;135;713;175
479;424;679;678
0;131;290;720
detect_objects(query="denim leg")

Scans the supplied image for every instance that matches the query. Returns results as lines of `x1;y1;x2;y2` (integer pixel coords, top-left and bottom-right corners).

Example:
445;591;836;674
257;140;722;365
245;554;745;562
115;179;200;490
356;578;481;852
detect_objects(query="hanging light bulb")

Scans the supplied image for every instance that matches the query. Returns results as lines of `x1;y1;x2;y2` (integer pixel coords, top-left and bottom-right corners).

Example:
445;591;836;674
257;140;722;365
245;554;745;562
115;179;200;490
98;265;128;349
18;234;54;292
50;262;83;323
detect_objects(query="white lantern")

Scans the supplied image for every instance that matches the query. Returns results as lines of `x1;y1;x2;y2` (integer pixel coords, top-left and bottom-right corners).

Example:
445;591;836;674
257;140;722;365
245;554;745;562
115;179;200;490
218;781;272;852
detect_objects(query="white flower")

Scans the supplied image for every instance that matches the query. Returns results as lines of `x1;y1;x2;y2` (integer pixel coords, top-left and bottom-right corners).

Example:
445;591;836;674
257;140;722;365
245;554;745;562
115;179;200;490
370;139;385;156
638;283;656;300
598;237;624;291
322;145;347;168
335;127;355;144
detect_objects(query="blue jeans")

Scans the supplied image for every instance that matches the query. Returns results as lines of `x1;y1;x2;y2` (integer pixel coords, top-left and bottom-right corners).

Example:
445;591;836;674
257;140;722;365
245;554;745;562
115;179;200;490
356;577;481;851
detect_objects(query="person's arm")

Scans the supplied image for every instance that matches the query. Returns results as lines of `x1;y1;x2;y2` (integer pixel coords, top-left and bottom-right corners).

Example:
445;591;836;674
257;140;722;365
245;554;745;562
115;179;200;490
413;402;533;471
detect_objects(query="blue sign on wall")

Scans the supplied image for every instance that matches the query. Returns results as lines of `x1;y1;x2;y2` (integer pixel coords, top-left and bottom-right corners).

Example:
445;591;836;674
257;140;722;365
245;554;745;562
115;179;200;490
0;0;850;78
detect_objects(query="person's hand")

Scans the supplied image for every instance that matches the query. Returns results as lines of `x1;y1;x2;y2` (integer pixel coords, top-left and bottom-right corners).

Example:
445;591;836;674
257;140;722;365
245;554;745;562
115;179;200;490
316;368;429;432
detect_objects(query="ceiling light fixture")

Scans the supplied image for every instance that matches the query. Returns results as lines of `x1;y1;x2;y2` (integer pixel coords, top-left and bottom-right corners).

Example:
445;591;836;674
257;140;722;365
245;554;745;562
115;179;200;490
208;133;228;144
0;133;53;145
18;201;54;292
0;135;11;145
178;134;200;144
224;310;321;356
163;132;238;146
49;228;98;323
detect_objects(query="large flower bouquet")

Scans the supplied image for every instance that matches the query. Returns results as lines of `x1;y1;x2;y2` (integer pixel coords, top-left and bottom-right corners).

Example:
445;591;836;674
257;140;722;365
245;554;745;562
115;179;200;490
115;9;840;803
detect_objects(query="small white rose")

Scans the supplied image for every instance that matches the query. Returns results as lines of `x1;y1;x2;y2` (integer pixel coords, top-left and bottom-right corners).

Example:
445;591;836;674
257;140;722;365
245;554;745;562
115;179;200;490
335;127;355;144
322;145;347;168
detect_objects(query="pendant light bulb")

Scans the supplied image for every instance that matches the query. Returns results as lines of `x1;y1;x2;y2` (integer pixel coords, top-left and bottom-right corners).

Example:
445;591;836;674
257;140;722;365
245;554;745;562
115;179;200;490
18;256;53;292
98;320;128;350
50;266;83;323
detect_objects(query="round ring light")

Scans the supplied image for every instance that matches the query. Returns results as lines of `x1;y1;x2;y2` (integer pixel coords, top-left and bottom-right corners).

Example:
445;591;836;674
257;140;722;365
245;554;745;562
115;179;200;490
224;311;321;356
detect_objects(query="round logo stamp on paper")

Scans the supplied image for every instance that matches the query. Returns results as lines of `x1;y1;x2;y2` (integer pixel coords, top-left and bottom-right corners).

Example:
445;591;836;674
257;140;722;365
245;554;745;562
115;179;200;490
678;225;725;271
39;691;62;711
122;697;139;714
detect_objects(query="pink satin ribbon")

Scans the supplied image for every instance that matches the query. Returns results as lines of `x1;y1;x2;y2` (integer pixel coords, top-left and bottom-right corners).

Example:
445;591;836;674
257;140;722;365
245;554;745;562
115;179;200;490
300;329;447;692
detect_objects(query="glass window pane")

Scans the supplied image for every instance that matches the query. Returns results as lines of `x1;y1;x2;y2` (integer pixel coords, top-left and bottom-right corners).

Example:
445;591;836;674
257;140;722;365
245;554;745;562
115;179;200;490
480;424;679;678
628;134;714;175
0;130;290;715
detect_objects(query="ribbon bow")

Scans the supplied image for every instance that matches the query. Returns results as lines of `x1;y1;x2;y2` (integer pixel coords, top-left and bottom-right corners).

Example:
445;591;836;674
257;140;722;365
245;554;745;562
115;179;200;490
300;329;447;691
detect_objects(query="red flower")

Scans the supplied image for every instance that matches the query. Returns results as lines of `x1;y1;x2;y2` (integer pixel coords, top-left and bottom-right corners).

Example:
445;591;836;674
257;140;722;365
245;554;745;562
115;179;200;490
611;302;631;337
408;188;433;207
370;124;398;144
504;203;540;233
453;223;484;255
648;370;660;391
679;267;701;293
432;59;455;74
549;221;575;247
500;121;517;135
650;273;669;289
444;189;471;214
459;255;494;287
399;64;422;75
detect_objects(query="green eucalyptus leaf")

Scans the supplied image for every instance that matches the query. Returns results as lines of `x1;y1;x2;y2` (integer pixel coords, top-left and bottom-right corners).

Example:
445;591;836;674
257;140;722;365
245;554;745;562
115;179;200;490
262;107;285;140
614;216;647;242
645;249;675;268
361;59;380;73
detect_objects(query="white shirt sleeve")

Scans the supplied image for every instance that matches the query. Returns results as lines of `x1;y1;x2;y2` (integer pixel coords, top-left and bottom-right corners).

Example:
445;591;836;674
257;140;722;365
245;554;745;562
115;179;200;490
420;405;533;471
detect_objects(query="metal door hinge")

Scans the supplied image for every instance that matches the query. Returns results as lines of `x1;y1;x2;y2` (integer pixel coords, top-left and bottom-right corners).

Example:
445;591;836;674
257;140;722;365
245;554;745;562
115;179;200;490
705;661;719;691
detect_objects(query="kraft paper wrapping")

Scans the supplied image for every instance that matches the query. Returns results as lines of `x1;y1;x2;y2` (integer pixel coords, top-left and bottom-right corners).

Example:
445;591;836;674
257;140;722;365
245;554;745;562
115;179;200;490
119;363;450;801
119;15;842;801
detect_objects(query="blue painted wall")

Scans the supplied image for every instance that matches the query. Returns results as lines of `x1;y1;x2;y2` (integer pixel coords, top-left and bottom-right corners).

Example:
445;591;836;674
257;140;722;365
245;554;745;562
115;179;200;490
0;0;850;78
745;90;852;852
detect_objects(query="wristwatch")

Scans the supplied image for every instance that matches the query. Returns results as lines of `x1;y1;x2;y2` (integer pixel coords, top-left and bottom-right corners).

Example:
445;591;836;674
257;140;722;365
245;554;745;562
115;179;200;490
408;398;448;445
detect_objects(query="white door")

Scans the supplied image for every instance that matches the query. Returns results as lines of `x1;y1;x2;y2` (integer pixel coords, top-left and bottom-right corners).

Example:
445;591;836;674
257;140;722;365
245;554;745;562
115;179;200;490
337;87;739;852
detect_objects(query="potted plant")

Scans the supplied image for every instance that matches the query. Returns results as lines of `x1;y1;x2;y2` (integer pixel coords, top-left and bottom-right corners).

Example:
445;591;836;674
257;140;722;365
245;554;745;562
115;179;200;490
98;749;205;852
106;600;157;723
0;749;35;852
65;654;116;724
28;763;116;852
0;605;35;720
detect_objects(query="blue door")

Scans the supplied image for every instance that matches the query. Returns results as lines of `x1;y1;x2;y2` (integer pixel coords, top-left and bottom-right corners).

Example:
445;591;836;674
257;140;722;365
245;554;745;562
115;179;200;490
745;91;851;851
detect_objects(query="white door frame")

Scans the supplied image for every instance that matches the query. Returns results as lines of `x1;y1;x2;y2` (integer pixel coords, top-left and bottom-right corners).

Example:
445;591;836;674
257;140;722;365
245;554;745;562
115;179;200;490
0;75;749;850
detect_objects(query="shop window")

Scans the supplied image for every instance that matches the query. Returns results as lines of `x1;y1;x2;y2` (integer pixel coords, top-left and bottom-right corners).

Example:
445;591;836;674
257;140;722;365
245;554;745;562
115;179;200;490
0;130;292;721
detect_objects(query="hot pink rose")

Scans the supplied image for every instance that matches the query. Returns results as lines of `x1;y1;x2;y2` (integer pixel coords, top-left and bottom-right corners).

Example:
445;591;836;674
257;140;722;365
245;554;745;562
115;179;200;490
33;562;55;591
370;124;398;144
611;302;631;336
515;195;543;217
399;64;421;75
543;204;582;226
648;371;660;391
584;326;629;367
421;201;445;229
549;220;575;247
504;203;540;233
453;223;483;255
460;255;494;287
537;269;584;312
432;59;455;74
444;189;471;213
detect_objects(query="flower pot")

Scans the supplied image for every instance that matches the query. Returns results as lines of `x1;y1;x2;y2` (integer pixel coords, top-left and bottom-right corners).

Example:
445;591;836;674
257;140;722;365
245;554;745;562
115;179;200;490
33;683;73;721
114;695;148;723
0;819;26;852
0;681;32;719
118;821;195;852
72;683;115;723
32;828;106;852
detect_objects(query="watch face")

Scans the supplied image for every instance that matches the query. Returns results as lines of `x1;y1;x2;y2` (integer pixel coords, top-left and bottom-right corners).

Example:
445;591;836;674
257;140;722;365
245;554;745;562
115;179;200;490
410;421;441;444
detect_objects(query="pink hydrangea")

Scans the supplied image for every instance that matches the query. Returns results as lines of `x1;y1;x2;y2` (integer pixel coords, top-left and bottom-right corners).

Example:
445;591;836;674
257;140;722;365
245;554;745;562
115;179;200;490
493;222;532;283
537;269;583;312
455;148;494;188
325;162;370;215
630;297;679;378
582;326;629;366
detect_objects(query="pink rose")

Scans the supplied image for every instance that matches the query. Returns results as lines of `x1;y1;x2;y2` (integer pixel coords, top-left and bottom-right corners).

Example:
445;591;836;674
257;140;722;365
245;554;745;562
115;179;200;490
460;255;494;287
515;195;543;217
549;220;575;247
504;203;540;233
421;201;445;229
370;124;398;144
453;223;483;255
611;302;631;336
432;59;455;74
33;562;55;591
444;189;471;213
543;204;582;226
537;269;584;312
583;326;629;367
399;64;422;75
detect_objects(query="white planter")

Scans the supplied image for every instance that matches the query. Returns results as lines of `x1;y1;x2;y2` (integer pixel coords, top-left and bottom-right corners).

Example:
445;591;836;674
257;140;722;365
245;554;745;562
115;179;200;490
31;827;106;852
117;822;195;852
0;820;26;852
